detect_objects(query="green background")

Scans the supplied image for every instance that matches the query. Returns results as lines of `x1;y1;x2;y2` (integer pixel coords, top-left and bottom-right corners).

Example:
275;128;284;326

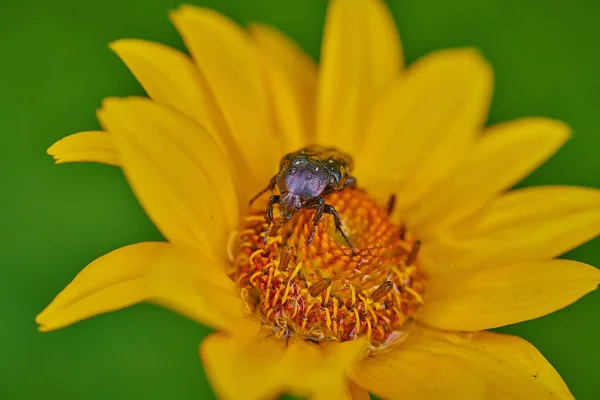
2;0;599;398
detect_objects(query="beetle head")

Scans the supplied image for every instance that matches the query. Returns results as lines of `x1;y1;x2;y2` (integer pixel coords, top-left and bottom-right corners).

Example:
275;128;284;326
280;192;302;220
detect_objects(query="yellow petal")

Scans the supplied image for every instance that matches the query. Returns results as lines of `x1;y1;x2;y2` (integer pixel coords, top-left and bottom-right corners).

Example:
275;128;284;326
200;331;285;400
352;324;573;400
171;6;280;183
357;49;492;208
145;243;249;333
316;0;402;153
110;39;258;200
109;41;226;153
351;323;486;400
460;331;573;400
47;131;120;166
425;186;600;267
347;380;370;400
36;243;245;333
418;259;600;331
97;97;238;258
36;242;167;332
109;40;216;133
201;330;366;400
292;338;368;400
249;23;317;152
407;118;571;236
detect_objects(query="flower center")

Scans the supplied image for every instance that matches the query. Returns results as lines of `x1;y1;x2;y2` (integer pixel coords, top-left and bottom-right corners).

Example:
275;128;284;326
228;188;426;349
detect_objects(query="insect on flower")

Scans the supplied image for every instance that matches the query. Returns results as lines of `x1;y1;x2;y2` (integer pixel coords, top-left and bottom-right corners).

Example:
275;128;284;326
249;145;357;254
37;1;600;398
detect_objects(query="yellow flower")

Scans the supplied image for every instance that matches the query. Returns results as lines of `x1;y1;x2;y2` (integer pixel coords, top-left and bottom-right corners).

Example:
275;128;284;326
37;0;600;399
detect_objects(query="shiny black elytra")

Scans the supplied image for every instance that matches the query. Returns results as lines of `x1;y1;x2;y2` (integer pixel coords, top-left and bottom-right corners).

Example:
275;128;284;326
249;145;356;254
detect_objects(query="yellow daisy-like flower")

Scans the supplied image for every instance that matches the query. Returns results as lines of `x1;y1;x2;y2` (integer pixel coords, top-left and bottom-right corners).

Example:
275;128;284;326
38;0;600;398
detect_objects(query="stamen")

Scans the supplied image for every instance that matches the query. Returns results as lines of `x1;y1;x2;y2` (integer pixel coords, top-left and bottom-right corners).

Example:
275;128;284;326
386;194;396;215
240;288;254;314
231;187;427;348
244;215;266;223
249;248;264;265
265;308;274;320
324;307;332;330
291;299;300;318
349;284;357;307
308;278;332;297
226;230;239;262
279;245;294;270
266;263;275;288
275;316;286;329
239;242;253;250
368;307;378;323
236;272;248;286
332;297;339;334
399;224;406;240
304;299;316;318
249;271;262;286
289;262;303;280
353;308;361;335
271;286;281;307
324;282;333;304
281;262;303;304
406;240;421;266
265;235;283;246
372;281;394;302
404;286;424;304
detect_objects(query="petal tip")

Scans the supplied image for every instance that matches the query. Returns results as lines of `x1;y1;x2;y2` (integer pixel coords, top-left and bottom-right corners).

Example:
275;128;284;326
46;144;58;158
46;140;69;164
246;22;271;35
99;96;146;113
457;47;492;71
530;117;572;139
36;320;59;333
35;312;51;331
169;4;206;21
108;39;123;52
556;120;573;140
108;39;138;54
417;47;494;82
170;5;231;32
99;96;119;110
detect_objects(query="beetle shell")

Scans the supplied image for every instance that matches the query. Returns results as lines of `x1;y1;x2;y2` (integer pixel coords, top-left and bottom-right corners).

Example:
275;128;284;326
251;144;357;253
277;158;330;201
278;145;353;198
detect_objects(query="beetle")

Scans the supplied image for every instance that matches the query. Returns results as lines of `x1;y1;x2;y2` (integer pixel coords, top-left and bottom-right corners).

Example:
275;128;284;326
249;145;356;254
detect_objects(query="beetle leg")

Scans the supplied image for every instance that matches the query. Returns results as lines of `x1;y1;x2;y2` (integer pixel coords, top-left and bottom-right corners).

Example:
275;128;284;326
305;197;325;245
323;204;356;255
249;175;277;206
264;195;281;245
344;176;356;189
386;194;396;215
343;175;366;194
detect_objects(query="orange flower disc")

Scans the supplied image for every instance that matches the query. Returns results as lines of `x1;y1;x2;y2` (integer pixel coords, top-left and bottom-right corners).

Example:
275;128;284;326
230;188;427;349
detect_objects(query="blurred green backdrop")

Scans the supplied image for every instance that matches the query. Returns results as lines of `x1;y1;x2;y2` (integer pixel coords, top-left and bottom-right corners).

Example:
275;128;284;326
1;0;599;398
